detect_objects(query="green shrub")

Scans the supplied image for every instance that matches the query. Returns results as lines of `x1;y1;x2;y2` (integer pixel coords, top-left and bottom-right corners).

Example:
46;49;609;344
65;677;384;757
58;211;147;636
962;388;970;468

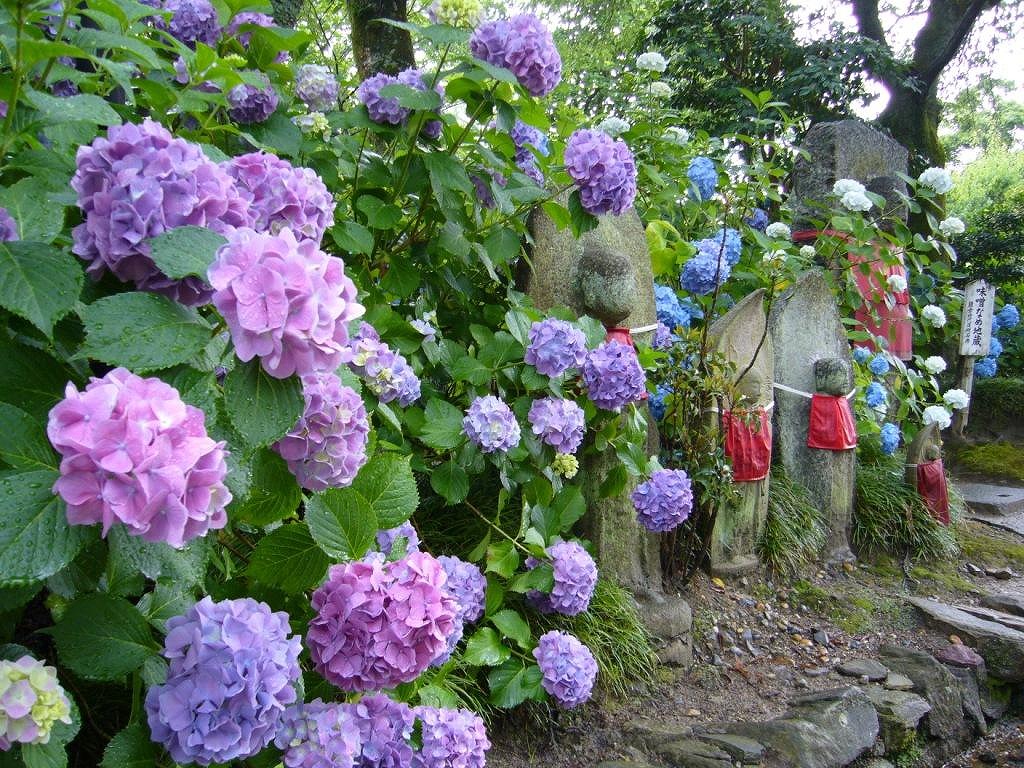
757;468;827;575
969;378;1024;429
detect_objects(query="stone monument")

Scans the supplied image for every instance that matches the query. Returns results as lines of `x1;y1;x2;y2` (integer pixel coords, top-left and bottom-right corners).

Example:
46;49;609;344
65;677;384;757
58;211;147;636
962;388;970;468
770;270;857;562
707;289;773;575
523;203;692;663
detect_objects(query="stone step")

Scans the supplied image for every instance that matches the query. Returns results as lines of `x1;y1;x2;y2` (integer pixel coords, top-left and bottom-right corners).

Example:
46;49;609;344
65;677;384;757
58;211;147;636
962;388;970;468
969;510;1024;537
957;481;1024;516
981;593;1024;617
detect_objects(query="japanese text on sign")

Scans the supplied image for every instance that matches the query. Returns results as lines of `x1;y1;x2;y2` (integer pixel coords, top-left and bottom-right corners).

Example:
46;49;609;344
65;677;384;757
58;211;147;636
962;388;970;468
960;280;995;356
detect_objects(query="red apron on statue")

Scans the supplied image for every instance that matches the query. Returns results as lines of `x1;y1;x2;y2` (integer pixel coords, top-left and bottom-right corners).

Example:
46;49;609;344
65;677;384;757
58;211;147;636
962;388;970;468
806;394;857;450
917;459;950;525
723;408;772;481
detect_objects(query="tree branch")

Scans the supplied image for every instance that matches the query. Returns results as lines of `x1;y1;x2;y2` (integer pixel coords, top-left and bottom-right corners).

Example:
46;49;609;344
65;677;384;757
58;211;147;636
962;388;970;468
918;0;999;87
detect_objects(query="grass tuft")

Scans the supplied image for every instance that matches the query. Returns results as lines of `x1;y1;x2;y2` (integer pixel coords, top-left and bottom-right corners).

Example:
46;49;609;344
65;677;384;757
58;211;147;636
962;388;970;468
757;468;827;575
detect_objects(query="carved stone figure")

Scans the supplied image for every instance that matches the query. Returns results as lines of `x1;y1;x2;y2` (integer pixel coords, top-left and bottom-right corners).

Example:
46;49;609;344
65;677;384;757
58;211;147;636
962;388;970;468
906;423;950;524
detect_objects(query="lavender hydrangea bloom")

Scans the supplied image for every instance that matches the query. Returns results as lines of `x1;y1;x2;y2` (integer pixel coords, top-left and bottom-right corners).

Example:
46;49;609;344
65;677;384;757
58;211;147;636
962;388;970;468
376;521;420;556
631;468;693;532
655;284;693;330
72;119;251;305
356;73;409;125
275;700;361;768
396;67;445;138
526;539;597;616
745;208;769;231
469;14;561;97
0;656;72;750
524;318;587;377
228;75;279;124
412;707;491;768
975;356;997;378
160;0;221;47
880;423;901;455
0;206;18;241
652;322;675;350
307;552;459;691
509;119;549;184
527;397;585;454
998;304;1020;329
47;368;230;547
437;556;486;623
224;152;335;243
687;156;717;201
564;129;637;215
226;11;274;45
146;597;302;766
865;381;886;407
344;694;415;768
208;227;364;378
533;631;597;709
347;323;422;406
852;346;871;364
868;354;890;376
581;340;646;411
463;395;521;453
680;238;731;295
295;64;340;112
274;372;369;491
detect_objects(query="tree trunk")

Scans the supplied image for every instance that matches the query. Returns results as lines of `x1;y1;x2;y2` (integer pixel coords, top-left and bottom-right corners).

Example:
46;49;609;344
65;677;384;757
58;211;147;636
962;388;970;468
878;82;946;171
347;0;415;79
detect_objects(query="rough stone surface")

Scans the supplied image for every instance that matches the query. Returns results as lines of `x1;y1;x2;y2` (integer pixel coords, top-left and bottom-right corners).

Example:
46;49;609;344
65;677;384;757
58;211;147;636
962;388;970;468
981;593;1024;617
969;511;1024;537
624;717;694;751
596;762;663;768
863;685;931;753
934;643;985;669
695;733;765;764
723;687;879;768
946;665;987;735
837;658;890;681
907;597;1024;682
861;761;895;768
656;738;732;768
708;289;773;576
769;270;855;562
957;481;1024;516
883;672;915;691
790;119;909;227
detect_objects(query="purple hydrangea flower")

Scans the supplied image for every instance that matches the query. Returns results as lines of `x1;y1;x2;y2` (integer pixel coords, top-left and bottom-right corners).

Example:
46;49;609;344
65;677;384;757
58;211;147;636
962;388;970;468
228;75;279;124
581;340;646;411
680;238;731;295
527;397;585;454
469;14;561;97
396;67;444;139
0;206;18;241
687;156;717;201
509;119;549;184
208;227;364;378
356;73;409;125
998;304;1020;329
437;556;486;623
651;322;675;350
865;381;886;407
72;119;251;305
295;64;340;112
880;422;900;455
868;354;890;376
347;323;422;406
47;368;230;547
631;468;693;532
532;630;597;709
224;152;335;243
226;10;274;44
745;208;769;231
274;372;369;491
412;707;490;768
0;656;72;750
975;356;997;378
524;318;587;377
410;318;437;342
377;521;420;557
463;395;521;453
146;597;302;766
344;694;414;768
564;129;637;215
307;552;459;691
526;540;597;616
157;0;221;47
275;700;361;768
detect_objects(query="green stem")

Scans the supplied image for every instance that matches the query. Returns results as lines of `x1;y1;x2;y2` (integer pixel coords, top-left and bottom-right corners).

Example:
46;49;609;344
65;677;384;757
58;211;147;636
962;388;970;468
463;499;532;556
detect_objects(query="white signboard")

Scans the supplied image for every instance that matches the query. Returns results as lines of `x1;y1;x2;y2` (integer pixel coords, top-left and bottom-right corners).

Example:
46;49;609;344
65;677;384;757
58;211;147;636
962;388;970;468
959;279;996;356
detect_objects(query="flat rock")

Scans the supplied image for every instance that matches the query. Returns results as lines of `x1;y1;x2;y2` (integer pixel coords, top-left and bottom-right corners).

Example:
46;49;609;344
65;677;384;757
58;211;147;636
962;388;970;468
934;644;985;669
883;672;915;691
970;510;1024;537
981;593;1024;618
837;658;889;681
907;598;1024;682
863;686;931;730
597;762;663;768
957;482;1024;516
696;733;765;764
861;761;895;768
624;717;693;750
656;738;733;768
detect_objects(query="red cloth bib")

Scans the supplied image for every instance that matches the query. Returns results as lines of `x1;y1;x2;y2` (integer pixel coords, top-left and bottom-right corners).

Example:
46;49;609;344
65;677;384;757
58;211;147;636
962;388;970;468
806;393;857;450
723;408;772;482
917;458;950;525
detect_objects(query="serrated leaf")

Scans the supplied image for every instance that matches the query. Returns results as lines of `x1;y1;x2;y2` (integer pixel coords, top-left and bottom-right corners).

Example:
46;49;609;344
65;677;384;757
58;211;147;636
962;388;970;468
136;582;195;632
22;740;67;768
305;488;377;560
490;609;532;650
552;485;586;530
223;360;304;447
0;242;82;337
78;292;213;372
430;461;469;505
0;471;90;587
52;594;155;680
463;627;511;667
101;723;157;768
487;659;543;708
485;540;519;578
106;526;211;588
233;449;302;526
331;220;375;255
149;226;227;280
418;399;466;451
351;453;419;528
0;402;58;470
247;523;329;592
0;177;67;244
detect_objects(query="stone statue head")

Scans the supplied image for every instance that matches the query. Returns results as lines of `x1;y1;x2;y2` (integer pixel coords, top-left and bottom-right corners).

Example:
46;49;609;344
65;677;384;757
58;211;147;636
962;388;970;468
577;240;636;327
814;358;852;396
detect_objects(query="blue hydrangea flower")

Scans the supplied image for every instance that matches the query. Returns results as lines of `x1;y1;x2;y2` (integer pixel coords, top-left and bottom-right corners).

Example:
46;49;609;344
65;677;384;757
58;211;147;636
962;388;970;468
655;284;694;330
509;119;549;184
463;395;521;453
879;422;901;455
745;208;769;231
524;318;587;377
651;322;676;350
852;346;871;364
989;336;1003;357
865;381;886;408
975;356;997;378
992;315;1002;335
703;227;742;267
998;304;1020;329
680;238;731;295
687;156;716;201
649;382;671;420
868;354;890;376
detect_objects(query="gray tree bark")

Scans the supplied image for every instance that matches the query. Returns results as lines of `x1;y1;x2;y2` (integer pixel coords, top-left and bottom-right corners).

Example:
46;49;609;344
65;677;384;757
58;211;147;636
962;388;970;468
346;0;415;78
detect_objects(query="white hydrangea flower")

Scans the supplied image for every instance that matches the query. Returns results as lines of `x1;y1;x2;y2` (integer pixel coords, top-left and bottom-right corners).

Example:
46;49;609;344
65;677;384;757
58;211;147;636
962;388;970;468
923;356;947;375
762;249;786;265
841;190;873;212
765;222;791;240
649;81;673;98
921;304;946;328
799;245;816;259
938;216;965;237
922;405;952;430
636;51;668;72
292;112;330;139
918;167;953;194
597;116;630;137
886;274;908;293
833;178;866;197
661;126;690;146
429;0;482;26
943;388;970;410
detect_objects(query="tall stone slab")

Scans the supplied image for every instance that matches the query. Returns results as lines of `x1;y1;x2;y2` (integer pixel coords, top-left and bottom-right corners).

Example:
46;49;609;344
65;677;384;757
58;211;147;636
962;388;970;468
707;289;773;575
770;270;856;562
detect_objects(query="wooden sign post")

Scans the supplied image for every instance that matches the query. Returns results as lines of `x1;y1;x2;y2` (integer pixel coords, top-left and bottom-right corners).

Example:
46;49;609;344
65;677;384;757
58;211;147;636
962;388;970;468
952;280;995;436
